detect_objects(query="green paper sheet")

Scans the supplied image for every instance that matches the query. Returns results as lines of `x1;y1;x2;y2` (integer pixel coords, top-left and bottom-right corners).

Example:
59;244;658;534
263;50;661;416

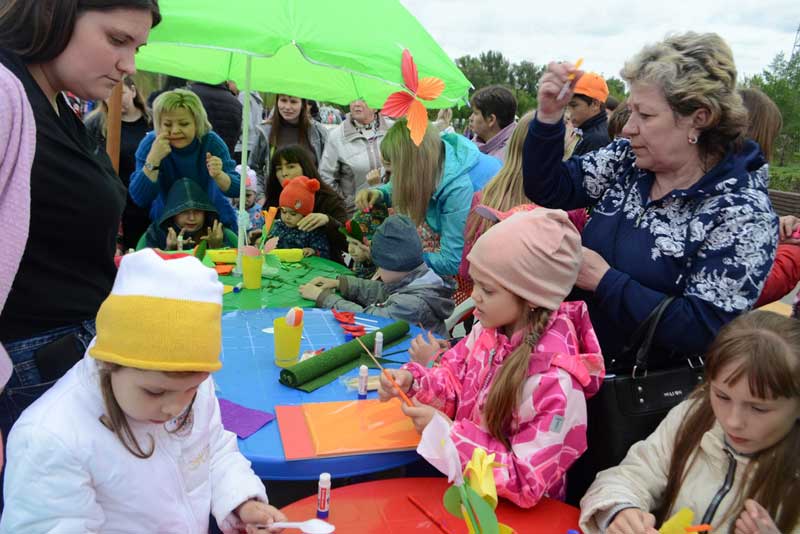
279;321;410;392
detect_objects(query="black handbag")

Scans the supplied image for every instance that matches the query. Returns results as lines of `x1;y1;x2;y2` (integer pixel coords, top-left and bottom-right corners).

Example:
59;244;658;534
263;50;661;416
566;296;706;505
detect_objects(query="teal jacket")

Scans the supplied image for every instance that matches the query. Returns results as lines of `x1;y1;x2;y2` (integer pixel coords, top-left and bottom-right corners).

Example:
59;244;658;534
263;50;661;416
377;133;479;276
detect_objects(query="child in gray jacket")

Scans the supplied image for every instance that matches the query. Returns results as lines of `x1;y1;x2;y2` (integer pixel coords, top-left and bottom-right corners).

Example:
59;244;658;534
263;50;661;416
300;215;455;336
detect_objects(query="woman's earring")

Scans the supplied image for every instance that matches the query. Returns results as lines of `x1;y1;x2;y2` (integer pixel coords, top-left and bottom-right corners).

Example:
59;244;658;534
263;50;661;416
688;134;699;145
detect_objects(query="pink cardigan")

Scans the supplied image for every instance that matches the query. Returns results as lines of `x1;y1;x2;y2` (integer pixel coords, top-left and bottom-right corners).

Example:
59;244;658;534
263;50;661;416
404;301;605;508
0;63;36;388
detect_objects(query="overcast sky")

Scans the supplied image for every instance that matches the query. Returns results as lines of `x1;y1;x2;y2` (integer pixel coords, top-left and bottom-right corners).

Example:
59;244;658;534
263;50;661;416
400;0;800;84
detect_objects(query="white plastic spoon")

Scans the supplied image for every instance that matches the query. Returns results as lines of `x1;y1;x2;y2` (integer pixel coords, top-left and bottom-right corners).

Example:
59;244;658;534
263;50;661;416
255;518;335;533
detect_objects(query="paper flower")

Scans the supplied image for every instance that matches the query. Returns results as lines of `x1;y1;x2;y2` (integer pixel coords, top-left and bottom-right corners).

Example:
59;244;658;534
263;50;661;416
463;448;504;510
416;412;463;485
382;49;445;146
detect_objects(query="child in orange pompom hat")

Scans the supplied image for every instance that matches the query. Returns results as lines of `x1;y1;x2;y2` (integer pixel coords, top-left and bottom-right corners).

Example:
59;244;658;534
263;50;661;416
267;176;330;258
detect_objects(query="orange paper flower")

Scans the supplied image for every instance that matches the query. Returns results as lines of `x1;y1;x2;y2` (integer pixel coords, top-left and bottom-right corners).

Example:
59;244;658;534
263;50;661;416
382;49;445;146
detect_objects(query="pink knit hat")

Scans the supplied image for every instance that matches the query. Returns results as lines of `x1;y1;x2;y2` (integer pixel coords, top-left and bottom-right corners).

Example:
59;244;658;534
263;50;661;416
467;208;582;310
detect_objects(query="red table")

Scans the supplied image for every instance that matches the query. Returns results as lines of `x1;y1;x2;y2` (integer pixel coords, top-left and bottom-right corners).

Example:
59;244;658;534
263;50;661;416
280;477;581;533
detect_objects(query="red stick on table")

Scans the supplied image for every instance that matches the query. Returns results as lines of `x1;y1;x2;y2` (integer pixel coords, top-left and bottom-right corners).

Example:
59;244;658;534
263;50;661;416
407;495;454;534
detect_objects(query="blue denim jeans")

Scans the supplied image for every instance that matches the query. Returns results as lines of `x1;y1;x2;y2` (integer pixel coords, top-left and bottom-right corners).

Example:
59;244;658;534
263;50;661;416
0;320;96;510
0;320;96;442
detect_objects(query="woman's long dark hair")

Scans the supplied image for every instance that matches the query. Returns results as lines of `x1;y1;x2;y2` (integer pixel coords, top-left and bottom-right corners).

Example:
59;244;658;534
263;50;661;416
265;144;321;208
268;94;311;153
0;0;161;63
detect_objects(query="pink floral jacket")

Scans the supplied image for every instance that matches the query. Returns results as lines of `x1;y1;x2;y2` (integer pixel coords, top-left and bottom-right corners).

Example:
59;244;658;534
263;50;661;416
404;301;604;508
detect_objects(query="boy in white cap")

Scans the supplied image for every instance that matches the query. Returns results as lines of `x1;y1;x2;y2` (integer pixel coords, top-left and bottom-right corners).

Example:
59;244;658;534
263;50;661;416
1;249;286;533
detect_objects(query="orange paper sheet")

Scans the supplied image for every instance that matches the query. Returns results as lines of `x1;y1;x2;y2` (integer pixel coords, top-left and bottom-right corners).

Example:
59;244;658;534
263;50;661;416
275;405;316;461
276;399;419;460
304;399;419;457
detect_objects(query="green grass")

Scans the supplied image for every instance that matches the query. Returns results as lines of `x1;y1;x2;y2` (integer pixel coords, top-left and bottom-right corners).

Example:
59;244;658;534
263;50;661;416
770;165;800;192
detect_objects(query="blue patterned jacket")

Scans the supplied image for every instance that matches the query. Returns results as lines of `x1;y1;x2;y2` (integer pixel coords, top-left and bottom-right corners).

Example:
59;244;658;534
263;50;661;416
523;117;777;361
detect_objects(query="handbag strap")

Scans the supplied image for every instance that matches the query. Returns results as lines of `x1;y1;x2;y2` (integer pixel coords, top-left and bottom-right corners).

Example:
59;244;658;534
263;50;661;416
622;296;676;375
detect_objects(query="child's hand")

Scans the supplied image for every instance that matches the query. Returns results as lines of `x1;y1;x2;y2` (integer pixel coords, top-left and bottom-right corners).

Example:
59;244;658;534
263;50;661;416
302;247;315;257
401;398;447;433
734;500;781;534
297;212;329;232
166;227;190;250
299;282;325;301
607;508;658;534
779;215;800;244
377;369;413;402
206;152;223;179
355;189;381;211
366;168;382;186
248;229;263;245
307;277;339;290
236;499;287;533
202;220;224;249
409;331;443;366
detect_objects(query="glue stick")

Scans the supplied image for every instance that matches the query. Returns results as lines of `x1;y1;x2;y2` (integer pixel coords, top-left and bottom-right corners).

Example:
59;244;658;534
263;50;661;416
374;331;384;359
316;472;331;519
357;365;368;399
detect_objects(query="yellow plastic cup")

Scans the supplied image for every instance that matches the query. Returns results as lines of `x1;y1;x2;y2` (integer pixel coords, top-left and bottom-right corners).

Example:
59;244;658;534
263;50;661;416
274;317;303;368
241;254;264;289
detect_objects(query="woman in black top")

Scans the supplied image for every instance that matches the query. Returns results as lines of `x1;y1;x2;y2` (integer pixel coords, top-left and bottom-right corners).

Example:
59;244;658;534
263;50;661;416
85;76;152;251
0;0;161;446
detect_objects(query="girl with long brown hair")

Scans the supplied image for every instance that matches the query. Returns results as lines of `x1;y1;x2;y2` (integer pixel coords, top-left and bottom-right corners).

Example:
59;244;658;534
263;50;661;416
356;118;500;277
580;310;800;534
378;209;605;508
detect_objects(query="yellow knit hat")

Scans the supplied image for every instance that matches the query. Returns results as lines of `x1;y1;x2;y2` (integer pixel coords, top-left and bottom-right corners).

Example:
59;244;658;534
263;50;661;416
89;249;223;372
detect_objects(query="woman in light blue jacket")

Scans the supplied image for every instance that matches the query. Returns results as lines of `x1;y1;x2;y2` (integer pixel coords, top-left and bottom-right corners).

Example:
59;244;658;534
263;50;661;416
356;119;495;277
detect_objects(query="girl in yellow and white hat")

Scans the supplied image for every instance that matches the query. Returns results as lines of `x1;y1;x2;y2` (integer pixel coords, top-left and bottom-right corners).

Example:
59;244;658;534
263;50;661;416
1;249;286;533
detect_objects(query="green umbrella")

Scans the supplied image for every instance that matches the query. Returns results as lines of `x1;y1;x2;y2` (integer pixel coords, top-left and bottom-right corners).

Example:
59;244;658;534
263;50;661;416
135;0;470;272
136;0;470;109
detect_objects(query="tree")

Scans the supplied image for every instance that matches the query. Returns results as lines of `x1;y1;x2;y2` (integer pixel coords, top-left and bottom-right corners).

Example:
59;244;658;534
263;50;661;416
478;51;512;86
511;61;543;96
605;77;627;101
455;54;490;93
750;51;800;166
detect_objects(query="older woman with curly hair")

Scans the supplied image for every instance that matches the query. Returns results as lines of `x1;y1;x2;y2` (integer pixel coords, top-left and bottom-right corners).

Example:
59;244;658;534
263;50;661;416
523;32;778;364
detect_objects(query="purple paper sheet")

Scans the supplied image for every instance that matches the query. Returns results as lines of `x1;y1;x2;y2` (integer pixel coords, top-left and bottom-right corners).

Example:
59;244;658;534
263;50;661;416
218;398;275;439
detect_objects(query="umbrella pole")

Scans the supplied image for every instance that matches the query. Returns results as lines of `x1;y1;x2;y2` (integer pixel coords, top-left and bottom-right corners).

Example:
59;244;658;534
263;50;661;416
234;55;253;276
106;83;123;174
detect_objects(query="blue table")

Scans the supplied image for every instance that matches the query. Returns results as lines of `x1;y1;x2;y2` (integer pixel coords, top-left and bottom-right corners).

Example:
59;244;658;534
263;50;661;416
214;307;423;480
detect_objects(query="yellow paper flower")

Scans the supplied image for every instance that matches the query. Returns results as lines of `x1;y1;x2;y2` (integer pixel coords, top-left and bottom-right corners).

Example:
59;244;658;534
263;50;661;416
463;448;503;510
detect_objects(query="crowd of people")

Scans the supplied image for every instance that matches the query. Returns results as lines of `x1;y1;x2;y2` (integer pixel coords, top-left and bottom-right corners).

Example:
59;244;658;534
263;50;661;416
0;0;798;533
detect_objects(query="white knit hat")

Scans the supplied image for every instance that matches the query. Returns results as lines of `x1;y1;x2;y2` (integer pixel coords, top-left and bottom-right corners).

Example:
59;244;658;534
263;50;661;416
89;249;223;372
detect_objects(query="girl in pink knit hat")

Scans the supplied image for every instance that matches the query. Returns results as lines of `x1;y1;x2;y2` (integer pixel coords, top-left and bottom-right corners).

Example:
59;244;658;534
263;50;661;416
379;208;606;508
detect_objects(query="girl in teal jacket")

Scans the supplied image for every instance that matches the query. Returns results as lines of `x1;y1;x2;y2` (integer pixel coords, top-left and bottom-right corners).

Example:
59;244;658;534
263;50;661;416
356;120;494;277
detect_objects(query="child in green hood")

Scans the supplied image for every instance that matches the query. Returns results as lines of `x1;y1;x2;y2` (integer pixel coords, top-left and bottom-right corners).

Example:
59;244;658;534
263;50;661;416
144;178;235;250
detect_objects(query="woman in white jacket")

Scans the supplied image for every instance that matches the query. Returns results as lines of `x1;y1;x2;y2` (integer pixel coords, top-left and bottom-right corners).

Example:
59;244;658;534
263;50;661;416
1;249;286;533
580;311;800;534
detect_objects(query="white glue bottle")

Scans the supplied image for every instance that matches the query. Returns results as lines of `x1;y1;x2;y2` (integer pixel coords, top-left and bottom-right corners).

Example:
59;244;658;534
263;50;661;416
374;332;384;359
316;472;331;519
357;365;369;400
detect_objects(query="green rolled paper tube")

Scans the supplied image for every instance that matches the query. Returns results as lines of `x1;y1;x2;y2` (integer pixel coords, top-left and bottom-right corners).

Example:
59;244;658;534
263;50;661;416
279;321;410;389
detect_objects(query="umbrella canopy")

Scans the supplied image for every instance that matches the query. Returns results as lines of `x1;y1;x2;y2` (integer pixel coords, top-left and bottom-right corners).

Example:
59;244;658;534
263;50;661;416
135;0;471;108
